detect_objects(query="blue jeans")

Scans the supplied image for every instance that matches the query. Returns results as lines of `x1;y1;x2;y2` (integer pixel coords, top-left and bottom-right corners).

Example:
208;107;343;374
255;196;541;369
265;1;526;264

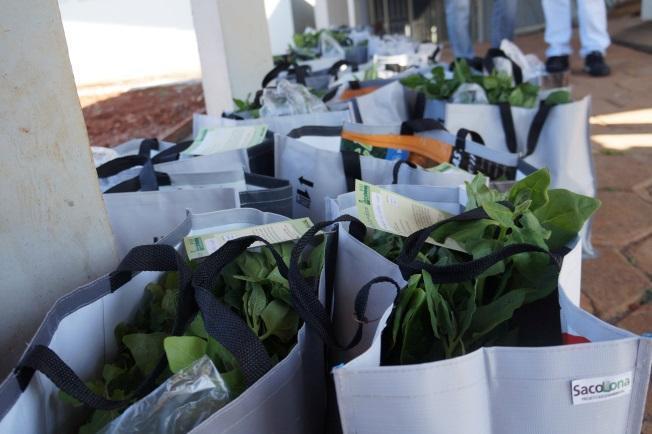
445;0;518;59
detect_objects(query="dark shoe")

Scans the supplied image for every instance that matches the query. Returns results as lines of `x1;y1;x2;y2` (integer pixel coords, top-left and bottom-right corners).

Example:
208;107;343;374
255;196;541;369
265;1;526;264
584;51;610;77
545;55;570;73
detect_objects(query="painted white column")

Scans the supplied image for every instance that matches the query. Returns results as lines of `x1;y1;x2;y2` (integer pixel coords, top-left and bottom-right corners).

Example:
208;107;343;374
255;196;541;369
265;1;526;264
0;0;117;377
191;0;274;116
265;0;296;56
315;0;350;29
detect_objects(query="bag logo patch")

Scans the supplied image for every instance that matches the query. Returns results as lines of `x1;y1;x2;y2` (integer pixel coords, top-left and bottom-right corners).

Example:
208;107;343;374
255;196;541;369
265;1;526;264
571;371;633;405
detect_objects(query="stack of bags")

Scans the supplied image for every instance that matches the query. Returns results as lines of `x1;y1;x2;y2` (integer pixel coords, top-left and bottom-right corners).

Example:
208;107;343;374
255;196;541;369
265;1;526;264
0;36;648;434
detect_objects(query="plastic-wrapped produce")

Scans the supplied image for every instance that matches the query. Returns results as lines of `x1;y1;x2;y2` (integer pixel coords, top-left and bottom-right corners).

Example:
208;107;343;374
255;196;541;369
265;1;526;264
99;356;231;434
260;80;328;117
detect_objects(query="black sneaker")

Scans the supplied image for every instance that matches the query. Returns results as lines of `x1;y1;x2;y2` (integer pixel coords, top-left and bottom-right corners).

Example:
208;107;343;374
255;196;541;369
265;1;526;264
584;51;610;77
545;55;570;73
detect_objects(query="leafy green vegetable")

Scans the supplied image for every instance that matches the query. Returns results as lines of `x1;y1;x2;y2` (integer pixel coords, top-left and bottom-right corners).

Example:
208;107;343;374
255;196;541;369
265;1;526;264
380;169;600;365
61;240;326;434
232;94;260;118
400;59;572;108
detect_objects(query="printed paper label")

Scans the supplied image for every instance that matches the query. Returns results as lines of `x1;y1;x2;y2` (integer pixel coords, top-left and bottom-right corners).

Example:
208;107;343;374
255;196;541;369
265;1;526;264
354;180;465;252
571;371;633;405
183;125;268;155
184;218;313;260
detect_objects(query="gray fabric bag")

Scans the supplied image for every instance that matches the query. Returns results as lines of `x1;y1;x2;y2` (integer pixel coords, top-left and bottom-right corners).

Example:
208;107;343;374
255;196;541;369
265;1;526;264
104;170;294;257
274;127;473;221
0;209;327;434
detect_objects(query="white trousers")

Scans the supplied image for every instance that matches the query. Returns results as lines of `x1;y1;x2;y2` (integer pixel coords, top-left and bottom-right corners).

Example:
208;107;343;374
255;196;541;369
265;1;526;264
542;0;611;58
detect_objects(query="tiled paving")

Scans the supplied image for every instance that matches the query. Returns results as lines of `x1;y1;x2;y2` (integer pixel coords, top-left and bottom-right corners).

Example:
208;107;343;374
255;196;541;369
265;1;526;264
509;14;652;430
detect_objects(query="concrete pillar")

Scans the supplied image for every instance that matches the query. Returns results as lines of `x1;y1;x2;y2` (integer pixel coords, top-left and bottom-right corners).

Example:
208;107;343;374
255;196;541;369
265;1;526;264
315;0;350;29
191;0;274;116
265;0;297;56
0;0;117;377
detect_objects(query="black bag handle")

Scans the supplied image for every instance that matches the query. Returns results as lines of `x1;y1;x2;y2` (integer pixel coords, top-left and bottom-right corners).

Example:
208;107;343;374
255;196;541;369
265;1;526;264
137;138;160;157
391;160;417;184
287;125;343;138
497;102;518;154
16;245;194;411
400;118;447;135
525;101;554;157
262;61;293;88
455;128;485;150
328;60;358;79
150;140;193;164
484;48;523;85
341;150;361;192
191;235;290;387
104;171;172;193
288;216;367;350
345;276;402;350
396;205;560;281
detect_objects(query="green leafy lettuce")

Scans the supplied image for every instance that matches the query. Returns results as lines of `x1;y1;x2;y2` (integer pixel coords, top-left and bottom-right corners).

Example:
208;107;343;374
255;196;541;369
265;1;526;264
400;59;571;108
61;240;325;433
380;169;600;365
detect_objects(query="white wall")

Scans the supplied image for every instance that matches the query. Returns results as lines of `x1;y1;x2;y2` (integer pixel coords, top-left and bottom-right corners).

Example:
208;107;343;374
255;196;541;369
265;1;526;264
58;0;300;86
0;0;118;377
59;0;201;86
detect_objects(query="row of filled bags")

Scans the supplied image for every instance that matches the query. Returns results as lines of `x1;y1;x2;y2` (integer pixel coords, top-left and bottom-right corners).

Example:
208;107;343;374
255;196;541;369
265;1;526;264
92;101;595;259
0;172;649;434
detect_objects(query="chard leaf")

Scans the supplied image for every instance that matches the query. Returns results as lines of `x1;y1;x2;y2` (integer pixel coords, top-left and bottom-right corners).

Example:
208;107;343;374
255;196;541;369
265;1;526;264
508;168;550;210
468;290;527;341
482;201;514;228
163;336;207;373
187;314;208;339
122;332;166;375
260;300;299;342
533;189;601;250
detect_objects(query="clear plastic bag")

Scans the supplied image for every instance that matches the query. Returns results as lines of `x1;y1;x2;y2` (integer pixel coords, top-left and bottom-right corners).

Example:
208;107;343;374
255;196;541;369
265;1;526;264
451;83;489;104
260;80;328;117
99;356;231;434
499;39;545;84
319;31;345;60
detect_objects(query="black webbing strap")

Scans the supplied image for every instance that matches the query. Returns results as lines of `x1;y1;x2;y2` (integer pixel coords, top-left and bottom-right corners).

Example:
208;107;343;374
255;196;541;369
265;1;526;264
322;85;340;103
287;126;343;139
346;277;402;349
191;235;288;387
396;206;560;281
150;140;193;164
96;154;149;178
341;150;362;192
455;128;485;149
412;92;427;120
391;160;417;184
498;102;518;154
16;245;194;411
138;159;158;191
328;60;358;79
288;216;366;350
525;101;554;157
137;138;160;157
400;118;447;135
262;61;293;88
484;48;523;85
103;172;172;194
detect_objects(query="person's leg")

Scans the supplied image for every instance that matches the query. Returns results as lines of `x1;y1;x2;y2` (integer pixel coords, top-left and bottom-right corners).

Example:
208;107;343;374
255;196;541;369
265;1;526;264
491;0;518;48
445;0;475;59
577;0;611;57
542;0;572;57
